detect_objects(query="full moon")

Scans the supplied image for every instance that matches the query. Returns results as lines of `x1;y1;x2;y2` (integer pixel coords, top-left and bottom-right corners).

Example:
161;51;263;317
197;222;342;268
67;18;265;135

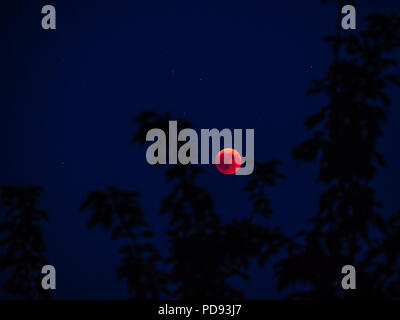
215;148;242;175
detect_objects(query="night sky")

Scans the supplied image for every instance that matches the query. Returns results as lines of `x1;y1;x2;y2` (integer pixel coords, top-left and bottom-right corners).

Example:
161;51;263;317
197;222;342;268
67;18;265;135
0;0;399;299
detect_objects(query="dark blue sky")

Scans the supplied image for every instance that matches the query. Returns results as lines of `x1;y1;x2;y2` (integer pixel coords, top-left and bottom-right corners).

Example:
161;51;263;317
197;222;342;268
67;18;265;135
0;0;399;299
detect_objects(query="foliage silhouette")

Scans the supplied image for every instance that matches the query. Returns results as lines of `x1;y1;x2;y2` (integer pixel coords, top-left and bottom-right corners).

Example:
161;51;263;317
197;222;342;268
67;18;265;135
129;111;286;299
274;4;400;298
2;1;399;301
80;110;285;299
79;186;167;299
0;185;51;299
361;211;400;296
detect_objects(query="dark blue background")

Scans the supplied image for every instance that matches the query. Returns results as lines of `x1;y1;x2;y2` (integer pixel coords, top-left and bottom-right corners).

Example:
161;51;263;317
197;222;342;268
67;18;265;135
0;0;398;299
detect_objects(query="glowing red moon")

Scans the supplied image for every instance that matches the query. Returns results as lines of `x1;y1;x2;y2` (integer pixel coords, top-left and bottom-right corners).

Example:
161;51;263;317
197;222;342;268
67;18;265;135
215;148;242;175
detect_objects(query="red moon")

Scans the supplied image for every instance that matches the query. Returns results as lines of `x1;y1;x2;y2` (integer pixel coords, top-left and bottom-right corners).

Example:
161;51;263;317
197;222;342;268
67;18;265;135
215;148;242;175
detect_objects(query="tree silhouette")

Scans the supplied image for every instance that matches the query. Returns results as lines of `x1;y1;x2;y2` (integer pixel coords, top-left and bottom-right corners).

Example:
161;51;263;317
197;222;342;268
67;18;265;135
0;185;51;299
79;186;167;299
131;111;286;299
274;5;400;298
